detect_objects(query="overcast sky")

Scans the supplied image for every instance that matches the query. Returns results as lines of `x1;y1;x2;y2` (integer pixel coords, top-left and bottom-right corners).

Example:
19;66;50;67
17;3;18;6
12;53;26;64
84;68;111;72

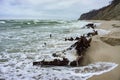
0;0;112;20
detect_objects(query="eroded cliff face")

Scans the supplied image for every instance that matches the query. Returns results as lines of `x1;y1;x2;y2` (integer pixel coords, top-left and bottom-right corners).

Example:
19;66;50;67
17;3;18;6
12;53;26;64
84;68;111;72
79;0;120;20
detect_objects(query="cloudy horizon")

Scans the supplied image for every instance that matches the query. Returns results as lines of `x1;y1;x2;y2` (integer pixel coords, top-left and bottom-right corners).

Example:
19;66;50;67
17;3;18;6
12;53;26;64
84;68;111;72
0;0;112;20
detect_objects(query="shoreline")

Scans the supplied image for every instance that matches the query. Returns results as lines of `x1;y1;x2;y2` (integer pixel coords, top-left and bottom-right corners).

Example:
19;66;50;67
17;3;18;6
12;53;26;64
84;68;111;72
82;20;120;80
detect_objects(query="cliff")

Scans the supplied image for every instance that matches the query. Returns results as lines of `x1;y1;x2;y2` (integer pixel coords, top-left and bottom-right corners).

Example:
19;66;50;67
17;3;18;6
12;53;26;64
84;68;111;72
79;0;120;20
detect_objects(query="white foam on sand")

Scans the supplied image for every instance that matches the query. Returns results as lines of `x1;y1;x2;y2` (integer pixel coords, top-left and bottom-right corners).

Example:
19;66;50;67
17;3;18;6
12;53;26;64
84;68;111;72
37;62;118;80
96;29;110;35
0;51;118;80
0;49;116;79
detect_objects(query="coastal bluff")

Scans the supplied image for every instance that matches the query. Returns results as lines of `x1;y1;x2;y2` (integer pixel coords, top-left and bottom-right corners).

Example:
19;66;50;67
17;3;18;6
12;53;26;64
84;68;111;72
78;0;120;20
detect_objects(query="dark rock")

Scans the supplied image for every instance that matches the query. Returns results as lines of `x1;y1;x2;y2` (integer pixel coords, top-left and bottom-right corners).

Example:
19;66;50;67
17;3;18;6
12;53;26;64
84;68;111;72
87;30;98;37
33;62;41;65
50;34;52;38
70;61;77;67
86;23;96;29
65;37;74;41
33;58;69;66
75;37;80;40
52;53;59;57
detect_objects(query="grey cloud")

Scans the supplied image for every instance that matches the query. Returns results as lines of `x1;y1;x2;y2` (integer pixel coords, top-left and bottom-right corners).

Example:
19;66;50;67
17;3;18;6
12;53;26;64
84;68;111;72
0;0;112;19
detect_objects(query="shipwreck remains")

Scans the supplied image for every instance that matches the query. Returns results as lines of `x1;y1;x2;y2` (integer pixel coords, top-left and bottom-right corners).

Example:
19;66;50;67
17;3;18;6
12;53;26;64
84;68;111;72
33;23;98;67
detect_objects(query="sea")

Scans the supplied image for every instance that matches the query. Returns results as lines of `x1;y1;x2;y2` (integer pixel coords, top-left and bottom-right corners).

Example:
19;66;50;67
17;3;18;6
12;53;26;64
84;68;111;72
0;19;118;80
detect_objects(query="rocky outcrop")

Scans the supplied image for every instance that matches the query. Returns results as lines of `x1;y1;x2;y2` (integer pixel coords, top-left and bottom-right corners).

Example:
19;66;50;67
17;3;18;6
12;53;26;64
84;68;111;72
79;0;120;20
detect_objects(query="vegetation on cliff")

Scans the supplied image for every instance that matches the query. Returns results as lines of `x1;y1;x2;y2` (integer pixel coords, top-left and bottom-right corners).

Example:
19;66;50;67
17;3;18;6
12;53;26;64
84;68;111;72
79;0;120;20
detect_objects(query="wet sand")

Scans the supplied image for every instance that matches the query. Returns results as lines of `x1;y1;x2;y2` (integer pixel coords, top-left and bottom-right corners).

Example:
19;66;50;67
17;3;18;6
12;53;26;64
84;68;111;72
83;20;120;80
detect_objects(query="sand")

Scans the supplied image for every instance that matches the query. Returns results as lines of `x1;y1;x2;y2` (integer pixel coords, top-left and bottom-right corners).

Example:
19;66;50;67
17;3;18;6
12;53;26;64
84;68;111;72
82;20;120;80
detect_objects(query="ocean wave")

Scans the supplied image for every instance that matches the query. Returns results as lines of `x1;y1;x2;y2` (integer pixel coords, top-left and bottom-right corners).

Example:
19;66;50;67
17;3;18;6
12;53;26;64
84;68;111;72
0;61;117;80
0;21;6;24
32;62;118;80
0;20;113;80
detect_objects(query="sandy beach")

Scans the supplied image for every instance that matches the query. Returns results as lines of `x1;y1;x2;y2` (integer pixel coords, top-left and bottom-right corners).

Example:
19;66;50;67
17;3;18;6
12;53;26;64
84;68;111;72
82;20;120;80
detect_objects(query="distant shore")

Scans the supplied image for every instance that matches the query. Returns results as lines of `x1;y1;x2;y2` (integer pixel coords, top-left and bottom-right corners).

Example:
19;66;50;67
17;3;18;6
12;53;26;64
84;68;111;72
82;20;120;80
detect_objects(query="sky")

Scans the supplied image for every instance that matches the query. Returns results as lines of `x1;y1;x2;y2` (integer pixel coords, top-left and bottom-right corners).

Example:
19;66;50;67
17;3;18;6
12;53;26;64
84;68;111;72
0;0;112;20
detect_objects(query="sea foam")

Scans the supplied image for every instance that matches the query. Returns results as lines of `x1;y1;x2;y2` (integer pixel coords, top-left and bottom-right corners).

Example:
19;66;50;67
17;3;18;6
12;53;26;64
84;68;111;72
0;20;113;80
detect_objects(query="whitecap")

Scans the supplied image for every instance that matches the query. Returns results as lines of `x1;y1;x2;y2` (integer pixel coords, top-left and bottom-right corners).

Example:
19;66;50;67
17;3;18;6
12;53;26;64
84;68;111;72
0;21;6;24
